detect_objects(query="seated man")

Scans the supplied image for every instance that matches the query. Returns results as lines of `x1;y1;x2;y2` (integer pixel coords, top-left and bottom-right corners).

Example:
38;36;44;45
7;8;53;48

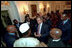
14;23;47;47
19;23;31;37
13;37;47;47
3;25;19;47
13;19;23;37
47;28;65;47
13;19;22;28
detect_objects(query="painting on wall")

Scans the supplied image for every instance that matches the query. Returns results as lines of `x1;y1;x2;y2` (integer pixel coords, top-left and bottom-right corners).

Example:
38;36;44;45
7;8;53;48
1;11;12;27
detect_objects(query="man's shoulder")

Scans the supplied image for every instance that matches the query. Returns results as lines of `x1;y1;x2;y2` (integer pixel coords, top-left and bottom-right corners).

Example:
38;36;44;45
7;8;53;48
19;22;23;25
42;23;49;27
19;22;23;24
65;19;71;26
67;19;71;24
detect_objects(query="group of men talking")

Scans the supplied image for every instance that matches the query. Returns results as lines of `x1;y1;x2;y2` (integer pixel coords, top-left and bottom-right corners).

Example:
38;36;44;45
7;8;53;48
3;12;71;47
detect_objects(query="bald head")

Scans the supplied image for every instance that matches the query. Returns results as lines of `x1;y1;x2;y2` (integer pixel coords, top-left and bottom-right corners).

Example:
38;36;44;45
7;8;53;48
61;13;68;21
50;28;62;39
7;25;17;33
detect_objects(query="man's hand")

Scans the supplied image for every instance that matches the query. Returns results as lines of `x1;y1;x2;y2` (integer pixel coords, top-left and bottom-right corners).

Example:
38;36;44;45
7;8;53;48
34;32;36;36
40;42;48;47
34;32;41;37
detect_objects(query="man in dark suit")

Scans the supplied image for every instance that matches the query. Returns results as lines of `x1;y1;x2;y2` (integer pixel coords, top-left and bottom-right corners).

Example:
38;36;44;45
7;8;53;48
13;19;22;28
57;13;71;45
13;19;23;37
47;28;65;47
44;13;52;29
34;16;50;44
24;14;37;36
3;25;19;47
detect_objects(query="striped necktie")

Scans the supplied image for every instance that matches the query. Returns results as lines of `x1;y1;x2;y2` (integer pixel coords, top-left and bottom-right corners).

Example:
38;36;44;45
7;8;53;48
37;24;40;35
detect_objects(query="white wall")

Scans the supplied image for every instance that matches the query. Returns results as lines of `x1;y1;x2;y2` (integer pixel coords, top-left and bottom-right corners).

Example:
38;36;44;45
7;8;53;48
15;1;40;22
15;1;49;22
1;1;20;24
15;1;29;22
1;1;71;23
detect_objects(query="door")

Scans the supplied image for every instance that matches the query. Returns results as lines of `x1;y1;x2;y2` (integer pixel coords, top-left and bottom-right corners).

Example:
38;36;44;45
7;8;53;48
31;5;37;17
1;10;12;28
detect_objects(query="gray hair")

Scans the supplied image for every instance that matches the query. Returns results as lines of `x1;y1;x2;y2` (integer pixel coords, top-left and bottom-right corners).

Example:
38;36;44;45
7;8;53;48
36;16;43;21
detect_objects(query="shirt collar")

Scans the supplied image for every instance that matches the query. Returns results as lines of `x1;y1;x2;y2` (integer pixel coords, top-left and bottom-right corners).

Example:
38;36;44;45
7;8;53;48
16;23;20;27
39;22;43;26
63;19;68;24
8;33;15;36
52;38;61;42
17;23;19;25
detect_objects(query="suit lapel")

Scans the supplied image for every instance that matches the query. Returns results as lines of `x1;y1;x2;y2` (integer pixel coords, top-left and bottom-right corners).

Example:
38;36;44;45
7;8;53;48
63;20;70;26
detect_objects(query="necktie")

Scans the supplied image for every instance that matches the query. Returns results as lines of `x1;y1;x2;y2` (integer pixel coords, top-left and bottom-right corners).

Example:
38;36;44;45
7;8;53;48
62;22;64;25
37;24;40;35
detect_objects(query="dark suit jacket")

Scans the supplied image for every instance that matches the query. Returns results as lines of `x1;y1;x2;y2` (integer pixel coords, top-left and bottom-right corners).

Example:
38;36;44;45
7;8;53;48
24;19;37;35
57;19;71;42
3;32;18;47
44;19;52;29
47;38;65;47
14;22;23;37
14;22;22;29
35;23;50;44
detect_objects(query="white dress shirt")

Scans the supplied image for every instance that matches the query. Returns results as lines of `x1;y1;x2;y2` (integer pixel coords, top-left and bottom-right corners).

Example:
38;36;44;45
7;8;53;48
27;22;30;25
38;23;43;34
16;23;20;28
52;38;61;42
63;19;68;25
9;33;15;36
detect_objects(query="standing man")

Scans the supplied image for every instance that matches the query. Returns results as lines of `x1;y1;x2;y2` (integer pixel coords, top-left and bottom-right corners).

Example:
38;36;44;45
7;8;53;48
44;13;52;29
34;16;50;44
24;14;36;36
57;13;71;45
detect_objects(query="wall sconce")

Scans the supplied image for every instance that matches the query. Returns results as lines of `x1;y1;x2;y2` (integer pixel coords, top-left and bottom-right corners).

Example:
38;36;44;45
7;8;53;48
23;8;26;14
4;1;9;6
47;4;50;8
23;8;28;14
1;1;9;6
39;3;44;12
23;5;28;14
47;4;50;12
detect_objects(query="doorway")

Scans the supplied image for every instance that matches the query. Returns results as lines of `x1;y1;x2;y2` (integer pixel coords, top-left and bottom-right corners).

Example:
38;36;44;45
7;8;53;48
31;5;37;17
1;10;12;28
